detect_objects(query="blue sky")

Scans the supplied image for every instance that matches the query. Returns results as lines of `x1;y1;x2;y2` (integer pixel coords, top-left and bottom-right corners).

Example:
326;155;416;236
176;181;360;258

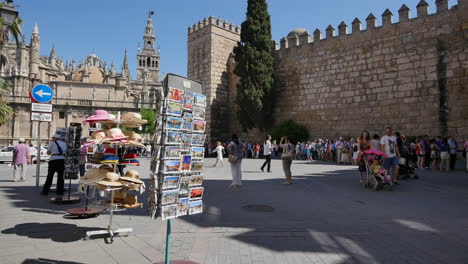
16;0;456;78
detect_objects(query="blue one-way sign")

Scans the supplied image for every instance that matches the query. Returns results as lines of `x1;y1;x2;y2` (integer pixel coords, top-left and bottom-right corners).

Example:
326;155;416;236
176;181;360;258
30;84;54;103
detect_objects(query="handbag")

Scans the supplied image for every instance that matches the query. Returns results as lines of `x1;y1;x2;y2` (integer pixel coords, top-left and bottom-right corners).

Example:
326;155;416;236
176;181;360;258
228;154;238;163
281;144;293;160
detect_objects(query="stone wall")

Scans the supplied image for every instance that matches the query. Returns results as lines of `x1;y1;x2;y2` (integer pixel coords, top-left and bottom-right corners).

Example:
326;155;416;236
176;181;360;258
189;0;468;141
273;0;468;139
187;17;241;141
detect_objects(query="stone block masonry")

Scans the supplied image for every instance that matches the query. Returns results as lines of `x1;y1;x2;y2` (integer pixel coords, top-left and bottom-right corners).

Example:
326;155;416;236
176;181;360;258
189;0;468;142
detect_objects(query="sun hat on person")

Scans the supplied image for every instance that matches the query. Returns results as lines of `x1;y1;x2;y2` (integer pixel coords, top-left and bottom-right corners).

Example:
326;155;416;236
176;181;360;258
19;138;26;143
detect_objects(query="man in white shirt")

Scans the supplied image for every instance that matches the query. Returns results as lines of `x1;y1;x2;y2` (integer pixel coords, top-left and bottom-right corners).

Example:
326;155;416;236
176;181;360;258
380;126;401;185
261;135;272;172
41;134;68;196
335;137;344;164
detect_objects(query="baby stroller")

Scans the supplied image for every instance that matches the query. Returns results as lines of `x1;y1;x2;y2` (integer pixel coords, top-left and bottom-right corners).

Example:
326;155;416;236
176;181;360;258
362;150;393;191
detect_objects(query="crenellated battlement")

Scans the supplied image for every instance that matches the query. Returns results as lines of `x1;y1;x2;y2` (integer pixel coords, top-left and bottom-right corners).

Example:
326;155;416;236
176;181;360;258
277;0;464;50
188;16;241;36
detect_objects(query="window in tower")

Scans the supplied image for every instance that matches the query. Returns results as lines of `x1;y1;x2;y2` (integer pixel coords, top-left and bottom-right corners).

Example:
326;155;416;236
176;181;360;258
156;61;159;68
147;41;152;49
143;59;145;67
139;59;142;67
152;61;155;68
147;58;151;68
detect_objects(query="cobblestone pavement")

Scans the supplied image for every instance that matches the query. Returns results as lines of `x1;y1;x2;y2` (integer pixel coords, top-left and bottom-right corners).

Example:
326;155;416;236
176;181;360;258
1;158;468;264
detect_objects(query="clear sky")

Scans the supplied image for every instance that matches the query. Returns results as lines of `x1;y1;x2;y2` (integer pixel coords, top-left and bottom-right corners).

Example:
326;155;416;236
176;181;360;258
15;0;457;78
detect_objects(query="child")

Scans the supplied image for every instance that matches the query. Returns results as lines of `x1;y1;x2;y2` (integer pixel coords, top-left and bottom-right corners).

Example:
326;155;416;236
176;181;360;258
371;158;391;183
212;141;225;167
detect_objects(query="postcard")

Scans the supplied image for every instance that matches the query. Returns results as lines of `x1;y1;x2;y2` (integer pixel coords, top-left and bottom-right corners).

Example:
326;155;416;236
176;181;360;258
192;106;205;120
168;87;184;102
192;120;206;133
181;155;192;172
182;120;192;131
191;147;205;159
189;200;203;215
162;189;179;205
183;112;193;120
182;134;192;145
163;175;180;190
191;161;203;172
183;91;194;110
191;134;205;146
178;176;190;197
164;160;181;173
167;101;183;116
161;204;178;220
166;131;183;145
194;93;206;107
166;117;183;130
177;198;189;217
189;187;204;200
189;175;203;187
165;146;181;159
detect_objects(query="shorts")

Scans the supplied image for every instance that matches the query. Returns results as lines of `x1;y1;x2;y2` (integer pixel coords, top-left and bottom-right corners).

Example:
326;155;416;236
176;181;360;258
383;156;400;169
358;163;366;172
417;154;424;158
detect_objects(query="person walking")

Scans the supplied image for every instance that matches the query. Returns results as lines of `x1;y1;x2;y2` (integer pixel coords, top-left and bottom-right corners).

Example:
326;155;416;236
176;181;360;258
12;138;30;182
279;136;294;184
28;143;36;164
448;136;458;171
335;137;344;164
41;134;67;196
261;135;272;172
380;126;401;185
228;134;245;188
213;141;225;167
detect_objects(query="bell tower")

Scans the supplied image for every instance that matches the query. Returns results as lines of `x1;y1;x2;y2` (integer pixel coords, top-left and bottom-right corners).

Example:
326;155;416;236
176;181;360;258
137;12;160;83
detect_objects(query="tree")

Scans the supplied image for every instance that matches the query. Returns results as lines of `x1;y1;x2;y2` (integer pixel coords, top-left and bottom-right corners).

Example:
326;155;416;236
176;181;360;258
233;0;275;131
271;120;310;144
140;108;156;136
0;78;13;126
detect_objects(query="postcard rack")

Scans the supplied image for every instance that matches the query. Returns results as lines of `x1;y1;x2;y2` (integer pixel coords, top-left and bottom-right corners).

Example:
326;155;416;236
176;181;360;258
148;74;205;264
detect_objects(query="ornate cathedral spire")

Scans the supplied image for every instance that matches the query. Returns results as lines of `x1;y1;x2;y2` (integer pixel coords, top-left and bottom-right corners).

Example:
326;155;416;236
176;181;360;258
49;46;56;69
121;49;130;79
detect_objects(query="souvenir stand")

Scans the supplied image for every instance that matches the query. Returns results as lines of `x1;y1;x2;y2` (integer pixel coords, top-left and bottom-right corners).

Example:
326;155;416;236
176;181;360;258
50;124;81;204
66;111;148;242
148;74;205;264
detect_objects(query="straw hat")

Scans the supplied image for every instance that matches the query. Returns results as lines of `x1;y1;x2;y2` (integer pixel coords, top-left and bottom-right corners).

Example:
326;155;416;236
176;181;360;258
89;130;107;144
79;168;107;184
113;189;127;201
99;164;114;172
96;172;123;188
86;110;111;122
120;170;144;184
122;112;147;124
121;195;142;208
124;131;145;148
105;128;128;141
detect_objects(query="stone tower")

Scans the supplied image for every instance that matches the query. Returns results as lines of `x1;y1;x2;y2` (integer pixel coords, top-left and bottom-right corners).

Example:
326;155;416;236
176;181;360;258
187;17;240;141
29;24;40;79
137;14;160;83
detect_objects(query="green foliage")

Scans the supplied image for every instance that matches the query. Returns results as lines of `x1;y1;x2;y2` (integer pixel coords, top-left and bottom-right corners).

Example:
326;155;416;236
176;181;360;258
0;78;13;126
140;108;156;135
233;0;275;131
271;120;310;144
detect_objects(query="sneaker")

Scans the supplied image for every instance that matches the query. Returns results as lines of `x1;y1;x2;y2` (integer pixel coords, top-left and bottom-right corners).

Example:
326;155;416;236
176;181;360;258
260;168;264;172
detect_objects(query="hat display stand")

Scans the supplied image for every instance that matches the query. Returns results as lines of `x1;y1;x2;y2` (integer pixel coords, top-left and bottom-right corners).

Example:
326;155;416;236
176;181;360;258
149;74;204;264
50;125;81;204
84;112;137;243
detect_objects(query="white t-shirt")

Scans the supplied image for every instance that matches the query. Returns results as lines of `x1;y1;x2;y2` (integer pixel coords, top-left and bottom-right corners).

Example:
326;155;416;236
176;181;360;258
380;135;397;158
264;140;272;155
215;145;224;158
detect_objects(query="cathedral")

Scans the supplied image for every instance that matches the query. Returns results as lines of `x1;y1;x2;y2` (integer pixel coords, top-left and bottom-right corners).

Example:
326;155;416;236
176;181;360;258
0;3;162;145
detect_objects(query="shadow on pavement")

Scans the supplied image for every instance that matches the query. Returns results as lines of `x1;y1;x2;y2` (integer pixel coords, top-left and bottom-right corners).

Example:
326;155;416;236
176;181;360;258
2;223;105;243
22;258;84;264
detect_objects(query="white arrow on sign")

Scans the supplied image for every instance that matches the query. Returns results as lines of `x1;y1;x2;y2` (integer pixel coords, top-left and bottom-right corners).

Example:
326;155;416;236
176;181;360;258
35;89;52;97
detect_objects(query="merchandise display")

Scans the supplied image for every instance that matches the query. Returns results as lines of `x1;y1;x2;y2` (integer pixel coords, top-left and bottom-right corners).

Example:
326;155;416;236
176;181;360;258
148;74;205;220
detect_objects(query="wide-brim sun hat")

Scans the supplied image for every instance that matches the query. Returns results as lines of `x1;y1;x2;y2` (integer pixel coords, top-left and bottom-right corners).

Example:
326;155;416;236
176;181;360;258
80;168;107;184
86;110;111;122
96;172;122;187
120;170;144;184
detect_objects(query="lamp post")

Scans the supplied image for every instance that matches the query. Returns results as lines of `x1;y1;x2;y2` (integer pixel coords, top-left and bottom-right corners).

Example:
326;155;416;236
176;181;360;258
0;0;18;47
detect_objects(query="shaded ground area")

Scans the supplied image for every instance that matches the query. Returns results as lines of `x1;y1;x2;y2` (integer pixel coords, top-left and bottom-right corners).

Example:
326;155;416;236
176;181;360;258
0;158;467;263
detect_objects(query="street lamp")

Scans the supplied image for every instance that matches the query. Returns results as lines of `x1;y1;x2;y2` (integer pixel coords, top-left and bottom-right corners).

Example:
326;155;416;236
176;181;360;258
0;0;18;46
